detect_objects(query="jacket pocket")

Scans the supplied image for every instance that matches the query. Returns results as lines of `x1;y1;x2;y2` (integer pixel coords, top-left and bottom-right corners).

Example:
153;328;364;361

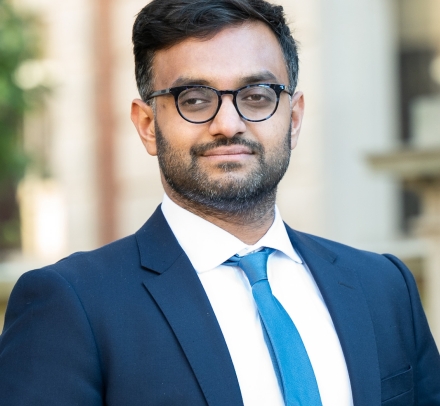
381;365;414;404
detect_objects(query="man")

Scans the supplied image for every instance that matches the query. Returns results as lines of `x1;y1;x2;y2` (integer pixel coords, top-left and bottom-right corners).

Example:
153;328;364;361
0;0;439;405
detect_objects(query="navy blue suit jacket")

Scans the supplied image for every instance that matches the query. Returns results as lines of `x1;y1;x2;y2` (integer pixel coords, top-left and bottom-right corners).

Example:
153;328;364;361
1;206;439;405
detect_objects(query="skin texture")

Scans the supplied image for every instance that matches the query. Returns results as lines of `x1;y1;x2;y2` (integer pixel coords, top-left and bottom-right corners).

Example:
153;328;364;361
131;21;304;244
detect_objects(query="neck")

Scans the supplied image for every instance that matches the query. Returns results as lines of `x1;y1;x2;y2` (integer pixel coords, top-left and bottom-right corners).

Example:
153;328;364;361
164;186;276;245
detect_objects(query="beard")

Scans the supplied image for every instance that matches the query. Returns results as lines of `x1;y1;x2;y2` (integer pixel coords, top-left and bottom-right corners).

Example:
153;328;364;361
155;123;292;217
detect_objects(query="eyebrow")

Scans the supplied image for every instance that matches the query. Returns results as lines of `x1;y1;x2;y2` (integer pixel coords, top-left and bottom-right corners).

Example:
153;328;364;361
237;71;279;86
170;70;280;89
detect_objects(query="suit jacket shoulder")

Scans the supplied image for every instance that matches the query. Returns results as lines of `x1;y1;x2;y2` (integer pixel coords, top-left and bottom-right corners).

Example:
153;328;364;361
285;226;440;405
0;206;243;406
1;210;439;406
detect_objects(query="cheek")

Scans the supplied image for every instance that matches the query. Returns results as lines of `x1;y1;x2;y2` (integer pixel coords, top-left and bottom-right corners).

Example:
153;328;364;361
260;122;292;158
276;101;293;125
259;118;291;148
156;119;204;158
157;101;200;138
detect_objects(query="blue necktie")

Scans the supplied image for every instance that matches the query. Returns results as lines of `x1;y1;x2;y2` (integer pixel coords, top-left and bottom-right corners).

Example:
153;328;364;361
223;248;322;406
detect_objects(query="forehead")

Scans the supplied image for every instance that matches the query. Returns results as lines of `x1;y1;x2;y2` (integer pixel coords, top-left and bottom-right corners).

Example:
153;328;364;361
152;21;289;89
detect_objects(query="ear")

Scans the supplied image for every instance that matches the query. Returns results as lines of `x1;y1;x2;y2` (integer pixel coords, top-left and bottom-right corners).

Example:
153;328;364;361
289;91;305;150
131;98;157;156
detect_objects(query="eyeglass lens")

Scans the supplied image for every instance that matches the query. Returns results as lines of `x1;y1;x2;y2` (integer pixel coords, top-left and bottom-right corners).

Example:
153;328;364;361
177;86;278;123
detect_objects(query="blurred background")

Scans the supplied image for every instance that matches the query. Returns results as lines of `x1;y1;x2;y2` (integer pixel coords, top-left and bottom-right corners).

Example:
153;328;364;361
1;0;440;346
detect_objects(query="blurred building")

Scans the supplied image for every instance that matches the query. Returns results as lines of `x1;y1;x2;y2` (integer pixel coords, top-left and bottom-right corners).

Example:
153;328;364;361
1;0;440;345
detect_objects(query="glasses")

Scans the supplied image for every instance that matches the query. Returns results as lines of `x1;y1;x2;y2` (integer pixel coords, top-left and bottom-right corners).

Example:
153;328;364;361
146;83;292;124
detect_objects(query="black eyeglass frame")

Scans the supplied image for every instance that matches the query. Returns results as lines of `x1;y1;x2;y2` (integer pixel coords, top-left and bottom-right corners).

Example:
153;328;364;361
146;83;293;124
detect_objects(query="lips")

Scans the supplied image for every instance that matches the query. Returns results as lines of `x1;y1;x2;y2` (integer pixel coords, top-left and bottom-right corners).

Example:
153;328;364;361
190;138;263;161
201;145;253;157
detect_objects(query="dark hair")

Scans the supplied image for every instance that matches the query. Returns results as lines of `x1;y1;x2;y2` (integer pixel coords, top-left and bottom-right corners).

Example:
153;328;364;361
132;0;299;102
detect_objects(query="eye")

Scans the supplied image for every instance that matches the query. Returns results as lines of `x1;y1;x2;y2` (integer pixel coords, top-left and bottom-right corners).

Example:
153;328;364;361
238;87;276;108
178;88;216;108
181;97;209;106
245;94;267;102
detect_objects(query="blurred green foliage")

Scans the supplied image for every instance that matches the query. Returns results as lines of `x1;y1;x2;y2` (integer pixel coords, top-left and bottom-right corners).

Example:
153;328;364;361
0;0;42;252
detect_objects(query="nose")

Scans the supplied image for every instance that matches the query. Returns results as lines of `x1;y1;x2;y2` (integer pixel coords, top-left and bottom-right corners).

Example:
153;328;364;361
208;94;247;138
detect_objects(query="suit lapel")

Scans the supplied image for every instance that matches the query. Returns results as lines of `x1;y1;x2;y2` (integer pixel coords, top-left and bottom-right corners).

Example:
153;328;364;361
286;227;381;406
135;207;243;406
135;207;382;405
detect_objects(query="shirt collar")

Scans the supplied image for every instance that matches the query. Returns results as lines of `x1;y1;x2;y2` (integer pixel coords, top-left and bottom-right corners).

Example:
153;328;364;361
161;193;302;273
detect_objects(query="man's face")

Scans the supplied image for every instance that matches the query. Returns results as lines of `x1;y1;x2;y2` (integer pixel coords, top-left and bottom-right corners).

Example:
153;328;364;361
132;22;304;213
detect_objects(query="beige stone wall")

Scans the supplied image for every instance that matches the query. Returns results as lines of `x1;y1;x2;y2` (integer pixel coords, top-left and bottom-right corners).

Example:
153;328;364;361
11;0;399;257
1;0;438;341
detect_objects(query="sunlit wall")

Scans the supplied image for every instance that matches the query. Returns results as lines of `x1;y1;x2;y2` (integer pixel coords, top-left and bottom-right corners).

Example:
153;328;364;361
1;0;439;341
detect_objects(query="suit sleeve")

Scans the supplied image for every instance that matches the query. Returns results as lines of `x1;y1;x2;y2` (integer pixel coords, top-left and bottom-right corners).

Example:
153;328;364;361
384;254;440;405
0;268;103;405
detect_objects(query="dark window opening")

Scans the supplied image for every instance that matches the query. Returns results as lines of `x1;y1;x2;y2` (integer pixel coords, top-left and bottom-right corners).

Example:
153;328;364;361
400;186;422;234
398;49;440;144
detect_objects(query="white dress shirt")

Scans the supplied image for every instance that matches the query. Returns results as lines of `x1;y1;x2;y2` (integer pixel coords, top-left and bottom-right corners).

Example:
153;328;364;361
161;194;353;406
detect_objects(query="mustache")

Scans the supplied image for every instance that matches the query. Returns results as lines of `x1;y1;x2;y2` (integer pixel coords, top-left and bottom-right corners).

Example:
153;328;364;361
190;136;264;156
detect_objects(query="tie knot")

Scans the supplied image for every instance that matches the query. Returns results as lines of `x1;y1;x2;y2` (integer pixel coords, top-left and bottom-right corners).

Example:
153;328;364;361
224;247;275;286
